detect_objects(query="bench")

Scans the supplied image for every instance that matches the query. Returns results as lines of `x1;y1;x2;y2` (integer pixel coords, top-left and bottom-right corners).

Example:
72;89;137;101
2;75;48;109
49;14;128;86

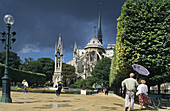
157;95;170;108
149;94;170;109
149;94;161;108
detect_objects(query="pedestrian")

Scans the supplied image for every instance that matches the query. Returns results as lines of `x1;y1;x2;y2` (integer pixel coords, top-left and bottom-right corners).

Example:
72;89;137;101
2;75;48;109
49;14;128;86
136;80;152;109
56;82;63;96
105;85;109;95
22;79;29;93
102;86;105;93
97;88;99;93
122;73;138;111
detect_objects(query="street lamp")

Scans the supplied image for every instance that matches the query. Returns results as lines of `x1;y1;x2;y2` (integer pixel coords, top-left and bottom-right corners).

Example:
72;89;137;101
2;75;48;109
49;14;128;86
0;14;16;103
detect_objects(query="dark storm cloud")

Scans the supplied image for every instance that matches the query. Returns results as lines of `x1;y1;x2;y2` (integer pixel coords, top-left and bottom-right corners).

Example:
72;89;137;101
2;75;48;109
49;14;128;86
0;0;126;61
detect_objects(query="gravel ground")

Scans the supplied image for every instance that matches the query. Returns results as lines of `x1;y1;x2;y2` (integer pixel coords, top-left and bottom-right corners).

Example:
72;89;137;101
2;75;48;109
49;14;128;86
0;91;169;111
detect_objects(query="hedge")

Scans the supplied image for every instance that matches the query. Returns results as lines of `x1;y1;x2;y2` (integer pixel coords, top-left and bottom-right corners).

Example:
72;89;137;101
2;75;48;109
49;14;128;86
0;63;46;86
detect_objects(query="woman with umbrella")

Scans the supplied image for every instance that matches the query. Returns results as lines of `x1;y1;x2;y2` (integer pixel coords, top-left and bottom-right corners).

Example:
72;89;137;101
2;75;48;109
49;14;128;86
136;80;152;109
55;81;63;96
132;64;152;109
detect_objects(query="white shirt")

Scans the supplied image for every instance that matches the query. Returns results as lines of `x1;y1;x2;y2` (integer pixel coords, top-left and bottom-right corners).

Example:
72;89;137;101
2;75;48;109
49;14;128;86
137;84;148;95
122;77;138;92
22;81;29;87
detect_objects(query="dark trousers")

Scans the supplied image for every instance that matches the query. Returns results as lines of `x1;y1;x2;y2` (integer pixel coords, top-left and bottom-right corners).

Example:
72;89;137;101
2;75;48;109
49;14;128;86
56;89;61;96
105;91;108;95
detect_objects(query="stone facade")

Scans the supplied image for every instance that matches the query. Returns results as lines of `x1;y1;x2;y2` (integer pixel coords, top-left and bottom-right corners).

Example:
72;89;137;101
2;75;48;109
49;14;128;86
67;37;115;79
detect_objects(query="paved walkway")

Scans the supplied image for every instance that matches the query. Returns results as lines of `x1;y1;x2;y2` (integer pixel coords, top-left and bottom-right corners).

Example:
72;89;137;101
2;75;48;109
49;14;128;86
0;91;169;111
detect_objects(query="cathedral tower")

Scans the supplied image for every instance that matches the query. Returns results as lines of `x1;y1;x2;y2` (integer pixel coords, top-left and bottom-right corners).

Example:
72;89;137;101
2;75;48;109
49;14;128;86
67;2;115;80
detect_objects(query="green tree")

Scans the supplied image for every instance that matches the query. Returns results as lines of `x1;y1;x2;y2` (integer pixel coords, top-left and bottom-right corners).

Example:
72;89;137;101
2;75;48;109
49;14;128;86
20;57;34;70
110;0;169;93
109;47;118;87
37;58;54;81
70;79;91;89
91;57;111;86
24;61;43;73
21;57;43;73
0;51;21;69
62;63;77;87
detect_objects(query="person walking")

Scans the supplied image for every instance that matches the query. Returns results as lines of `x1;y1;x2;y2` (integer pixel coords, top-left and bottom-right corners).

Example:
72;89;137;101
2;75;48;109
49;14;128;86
56;82;63;96
104;85;109;95
136;80;152;109
122;73;138;111
22;79;29;93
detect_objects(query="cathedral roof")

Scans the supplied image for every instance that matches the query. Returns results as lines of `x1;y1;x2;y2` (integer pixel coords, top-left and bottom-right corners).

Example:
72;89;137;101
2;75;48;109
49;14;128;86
85;36;104;49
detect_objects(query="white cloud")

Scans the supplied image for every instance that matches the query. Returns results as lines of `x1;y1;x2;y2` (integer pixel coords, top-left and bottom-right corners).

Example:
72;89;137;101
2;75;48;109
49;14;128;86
20;44;40;53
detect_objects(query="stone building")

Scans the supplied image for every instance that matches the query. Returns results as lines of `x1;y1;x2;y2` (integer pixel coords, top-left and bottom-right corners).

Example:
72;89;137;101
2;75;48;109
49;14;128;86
67;6;115;79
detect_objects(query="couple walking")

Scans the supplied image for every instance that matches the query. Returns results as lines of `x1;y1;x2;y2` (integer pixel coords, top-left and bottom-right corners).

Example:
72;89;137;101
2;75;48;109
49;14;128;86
122;73;151;111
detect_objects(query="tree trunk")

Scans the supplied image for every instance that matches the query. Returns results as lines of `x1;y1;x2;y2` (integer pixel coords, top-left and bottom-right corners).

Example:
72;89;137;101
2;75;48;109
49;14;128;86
158;84;160;94
148;85;150;94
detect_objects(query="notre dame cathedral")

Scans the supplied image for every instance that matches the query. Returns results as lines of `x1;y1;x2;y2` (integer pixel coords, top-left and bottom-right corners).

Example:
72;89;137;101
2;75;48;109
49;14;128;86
67;4;115;79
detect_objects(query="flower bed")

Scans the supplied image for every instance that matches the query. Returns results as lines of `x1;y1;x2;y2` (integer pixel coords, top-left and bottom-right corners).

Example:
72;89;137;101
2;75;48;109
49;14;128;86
6;87;97;95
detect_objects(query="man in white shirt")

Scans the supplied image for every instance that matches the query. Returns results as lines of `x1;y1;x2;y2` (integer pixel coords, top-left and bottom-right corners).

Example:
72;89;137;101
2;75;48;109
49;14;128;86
122;73;138;111
22;79;29;93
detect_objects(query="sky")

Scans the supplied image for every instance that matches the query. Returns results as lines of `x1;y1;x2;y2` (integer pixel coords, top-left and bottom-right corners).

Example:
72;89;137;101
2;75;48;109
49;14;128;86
0;0;127;63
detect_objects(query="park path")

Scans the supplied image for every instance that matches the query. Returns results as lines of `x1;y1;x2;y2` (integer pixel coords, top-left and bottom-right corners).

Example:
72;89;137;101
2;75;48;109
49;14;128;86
0;91;168;111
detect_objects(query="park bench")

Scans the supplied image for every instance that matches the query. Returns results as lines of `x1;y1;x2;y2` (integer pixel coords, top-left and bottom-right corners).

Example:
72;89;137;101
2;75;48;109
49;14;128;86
157;95;170;108
149;94;170;109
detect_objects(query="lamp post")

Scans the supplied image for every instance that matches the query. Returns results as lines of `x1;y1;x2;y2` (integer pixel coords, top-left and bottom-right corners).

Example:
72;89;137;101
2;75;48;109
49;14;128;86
0;14;16;103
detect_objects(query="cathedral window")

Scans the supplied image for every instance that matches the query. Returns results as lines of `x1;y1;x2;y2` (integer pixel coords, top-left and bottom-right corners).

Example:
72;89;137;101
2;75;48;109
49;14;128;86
90;51;95;62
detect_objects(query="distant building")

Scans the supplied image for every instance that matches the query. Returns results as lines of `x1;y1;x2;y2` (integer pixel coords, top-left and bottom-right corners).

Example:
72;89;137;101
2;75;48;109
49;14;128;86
67;5;115;79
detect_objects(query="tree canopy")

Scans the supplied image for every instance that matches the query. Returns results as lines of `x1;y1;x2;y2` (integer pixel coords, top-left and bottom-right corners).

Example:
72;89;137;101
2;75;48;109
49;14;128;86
20;57;54;81
62;63;77;87
110;0;170;91
0;51;21;69
91;57;111;86
37;58;54;81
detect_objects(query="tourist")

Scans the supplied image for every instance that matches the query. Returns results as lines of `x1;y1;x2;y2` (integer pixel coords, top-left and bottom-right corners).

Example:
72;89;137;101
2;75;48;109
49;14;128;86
102;86;105;93
121;73;138;111
22;79;29;93
136;80;152;109
56;82;63;96
104;85;109;95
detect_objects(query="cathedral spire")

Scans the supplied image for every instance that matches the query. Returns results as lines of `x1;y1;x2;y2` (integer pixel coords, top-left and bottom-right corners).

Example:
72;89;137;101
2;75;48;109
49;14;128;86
97;1;103;44
57;33;62;51
55;41;57;55
93;26;97;38
60;42;63;56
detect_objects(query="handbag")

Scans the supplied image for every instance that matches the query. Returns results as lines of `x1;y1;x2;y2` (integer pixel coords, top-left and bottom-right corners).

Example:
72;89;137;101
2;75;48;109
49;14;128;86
136;91;140;96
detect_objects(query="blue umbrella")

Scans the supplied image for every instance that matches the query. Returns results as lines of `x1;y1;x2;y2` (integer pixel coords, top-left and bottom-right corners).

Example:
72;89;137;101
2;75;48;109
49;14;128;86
96;85;102;88
132;64;150;76
57;81;64;83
